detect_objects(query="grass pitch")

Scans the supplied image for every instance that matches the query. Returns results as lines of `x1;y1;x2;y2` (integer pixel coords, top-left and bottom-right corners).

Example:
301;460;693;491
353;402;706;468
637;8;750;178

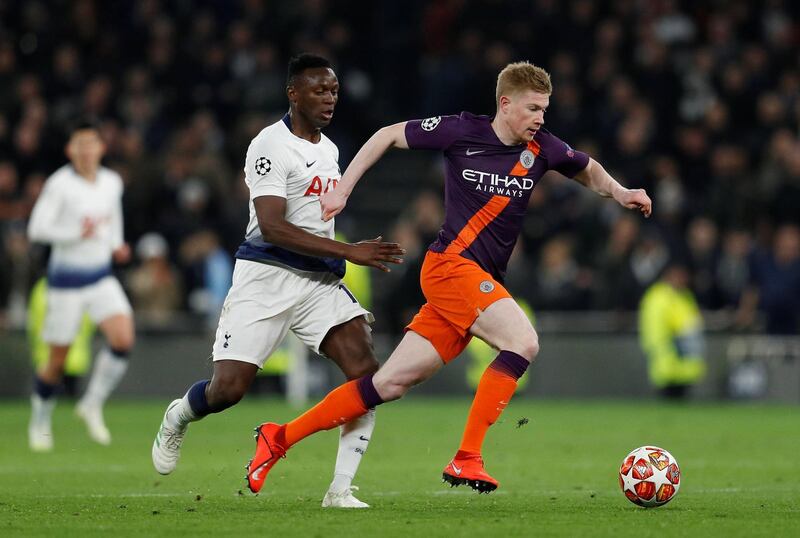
1;397;797;537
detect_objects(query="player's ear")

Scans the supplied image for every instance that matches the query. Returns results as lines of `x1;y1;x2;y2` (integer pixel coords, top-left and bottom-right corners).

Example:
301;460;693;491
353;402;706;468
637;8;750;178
498;95;511;114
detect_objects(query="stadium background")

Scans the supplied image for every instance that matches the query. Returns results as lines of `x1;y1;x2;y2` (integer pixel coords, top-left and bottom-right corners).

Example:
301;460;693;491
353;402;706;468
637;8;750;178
0;0;798;401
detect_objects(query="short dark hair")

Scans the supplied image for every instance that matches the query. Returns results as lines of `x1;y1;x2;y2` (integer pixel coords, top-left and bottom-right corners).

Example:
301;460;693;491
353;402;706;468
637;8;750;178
68;118;101;137
287;53;333;87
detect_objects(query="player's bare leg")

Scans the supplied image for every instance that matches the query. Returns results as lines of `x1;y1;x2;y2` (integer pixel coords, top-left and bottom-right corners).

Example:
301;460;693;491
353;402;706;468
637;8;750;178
318;317;379;508
76;313;134;445
246;331;443;494
443;298;538;493
370;331;444;399
29;345;69;451
153;360;257;474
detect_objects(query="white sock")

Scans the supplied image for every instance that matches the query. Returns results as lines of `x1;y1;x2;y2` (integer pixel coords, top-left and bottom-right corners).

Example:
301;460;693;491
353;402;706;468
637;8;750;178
166;392;201;430
329;408;376;492
31;394;56;428
79;348;129;409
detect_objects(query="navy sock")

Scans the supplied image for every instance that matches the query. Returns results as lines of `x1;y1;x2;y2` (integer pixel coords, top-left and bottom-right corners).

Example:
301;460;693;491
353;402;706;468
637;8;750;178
187;380;212;418
34;376;59;400
108;347;130;361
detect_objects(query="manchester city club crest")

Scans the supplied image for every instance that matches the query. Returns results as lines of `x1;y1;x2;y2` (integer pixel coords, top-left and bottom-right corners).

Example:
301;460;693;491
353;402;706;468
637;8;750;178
479;280;495;293
520;149;535;169
421;116;441;131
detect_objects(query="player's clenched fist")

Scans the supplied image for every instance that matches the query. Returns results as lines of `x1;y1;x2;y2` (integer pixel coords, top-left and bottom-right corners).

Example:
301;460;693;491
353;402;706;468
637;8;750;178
345;236;405;272
320;188;348;222
615;188;652;218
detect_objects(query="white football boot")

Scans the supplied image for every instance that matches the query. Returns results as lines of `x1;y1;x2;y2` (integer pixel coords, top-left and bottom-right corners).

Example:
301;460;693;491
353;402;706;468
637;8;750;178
75;401;112;445
321;485;370;508
152;399;187;474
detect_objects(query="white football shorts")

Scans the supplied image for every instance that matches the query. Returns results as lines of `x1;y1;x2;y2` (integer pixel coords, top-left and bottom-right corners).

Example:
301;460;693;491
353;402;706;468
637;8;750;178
212;259;373;367
42;276;133;345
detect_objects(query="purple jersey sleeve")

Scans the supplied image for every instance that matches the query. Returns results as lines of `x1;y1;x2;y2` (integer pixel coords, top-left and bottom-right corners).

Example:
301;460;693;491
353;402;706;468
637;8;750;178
539;130;590;178
404;115;462;150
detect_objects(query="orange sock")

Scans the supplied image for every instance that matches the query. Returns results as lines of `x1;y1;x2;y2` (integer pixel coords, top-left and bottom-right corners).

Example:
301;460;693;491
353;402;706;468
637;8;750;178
284;379;369;447
458;350;529;455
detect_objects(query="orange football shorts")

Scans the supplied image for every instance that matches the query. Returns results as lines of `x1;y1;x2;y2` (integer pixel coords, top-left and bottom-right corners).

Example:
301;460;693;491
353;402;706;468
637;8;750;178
406;250;511;362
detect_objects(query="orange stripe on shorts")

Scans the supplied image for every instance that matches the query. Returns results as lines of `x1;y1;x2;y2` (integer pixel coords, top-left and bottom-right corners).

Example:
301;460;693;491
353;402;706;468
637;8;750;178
444;195;510;254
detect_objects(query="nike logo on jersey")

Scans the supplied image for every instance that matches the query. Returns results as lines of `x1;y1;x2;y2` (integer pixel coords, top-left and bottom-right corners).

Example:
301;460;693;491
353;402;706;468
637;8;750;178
466;149;484;156
306;160;316;167
359;435;370;441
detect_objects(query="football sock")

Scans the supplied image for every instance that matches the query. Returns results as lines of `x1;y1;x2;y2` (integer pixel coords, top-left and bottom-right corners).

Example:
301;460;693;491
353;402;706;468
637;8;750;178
285;375;383;447
30;392;56;426
330;408;376;492
79;347;129;408
33;376;59;400
167;380;211;429
458;350;530;455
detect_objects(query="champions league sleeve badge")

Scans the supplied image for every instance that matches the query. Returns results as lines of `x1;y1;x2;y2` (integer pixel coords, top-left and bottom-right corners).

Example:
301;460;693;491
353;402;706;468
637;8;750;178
520;149;536;169
255;157;271;175
421;116;442;131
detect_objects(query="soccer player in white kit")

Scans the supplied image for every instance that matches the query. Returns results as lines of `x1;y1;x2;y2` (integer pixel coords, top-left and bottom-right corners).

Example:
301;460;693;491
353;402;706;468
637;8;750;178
151;54;404;508
27;120;135;451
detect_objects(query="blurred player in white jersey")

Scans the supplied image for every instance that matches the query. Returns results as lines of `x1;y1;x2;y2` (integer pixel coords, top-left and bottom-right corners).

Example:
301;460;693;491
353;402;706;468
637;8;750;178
151;54;404;508
27;120;135;451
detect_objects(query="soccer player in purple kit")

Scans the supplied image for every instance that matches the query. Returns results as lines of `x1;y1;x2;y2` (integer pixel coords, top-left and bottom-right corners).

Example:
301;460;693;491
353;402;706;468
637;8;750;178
245;61;652;496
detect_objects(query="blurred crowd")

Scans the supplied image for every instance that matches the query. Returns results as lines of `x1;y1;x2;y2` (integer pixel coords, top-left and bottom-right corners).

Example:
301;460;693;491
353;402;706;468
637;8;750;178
0;0;798;334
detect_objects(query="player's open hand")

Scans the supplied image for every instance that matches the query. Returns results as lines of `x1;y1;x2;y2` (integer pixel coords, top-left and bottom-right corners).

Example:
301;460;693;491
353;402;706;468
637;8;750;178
616;188;652;218
346;236;405;272
320;189;348;222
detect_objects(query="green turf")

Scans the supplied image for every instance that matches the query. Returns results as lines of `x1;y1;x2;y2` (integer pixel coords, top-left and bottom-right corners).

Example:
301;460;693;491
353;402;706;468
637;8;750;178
1;397;797;537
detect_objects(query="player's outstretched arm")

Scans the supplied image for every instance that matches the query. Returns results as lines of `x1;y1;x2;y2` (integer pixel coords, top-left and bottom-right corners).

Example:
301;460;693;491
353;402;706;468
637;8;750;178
320;122;409;221
573;158;652;218
256;195;404;272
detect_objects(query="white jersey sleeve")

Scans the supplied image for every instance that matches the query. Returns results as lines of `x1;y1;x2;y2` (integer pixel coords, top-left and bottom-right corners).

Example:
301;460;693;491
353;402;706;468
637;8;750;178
244;132;296;200
28;174;83;244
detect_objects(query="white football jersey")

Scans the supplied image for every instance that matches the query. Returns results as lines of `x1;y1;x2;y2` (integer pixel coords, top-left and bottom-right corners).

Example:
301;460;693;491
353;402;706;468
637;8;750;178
28;164;124;285
236;114;344;275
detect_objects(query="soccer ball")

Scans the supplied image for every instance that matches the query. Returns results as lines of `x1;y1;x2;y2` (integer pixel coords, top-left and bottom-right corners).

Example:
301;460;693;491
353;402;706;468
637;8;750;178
619;446;681;507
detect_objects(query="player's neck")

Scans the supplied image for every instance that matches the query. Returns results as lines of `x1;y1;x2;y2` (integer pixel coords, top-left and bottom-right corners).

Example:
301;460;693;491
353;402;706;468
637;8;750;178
288;110;322;143
490;117;524;146
72;164;99;182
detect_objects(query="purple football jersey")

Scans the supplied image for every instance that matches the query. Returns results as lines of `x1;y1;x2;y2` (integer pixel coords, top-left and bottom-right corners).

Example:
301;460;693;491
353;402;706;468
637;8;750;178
405;112;589;281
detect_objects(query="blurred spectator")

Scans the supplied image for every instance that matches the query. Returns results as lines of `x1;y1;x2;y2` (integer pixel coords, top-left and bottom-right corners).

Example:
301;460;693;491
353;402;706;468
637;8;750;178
716;228;752;309
686;217;720;308
629;230;669;294
737;224;800;334
639;261;707;399
179;229;233;329
127;232;183;325
533;235;592;310
594;214;640;310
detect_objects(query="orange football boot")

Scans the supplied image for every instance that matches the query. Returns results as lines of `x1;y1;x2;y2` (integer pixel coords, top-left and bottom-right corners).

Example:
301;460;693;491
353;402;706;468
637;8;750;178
246;422;287;493
442;451;499;493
